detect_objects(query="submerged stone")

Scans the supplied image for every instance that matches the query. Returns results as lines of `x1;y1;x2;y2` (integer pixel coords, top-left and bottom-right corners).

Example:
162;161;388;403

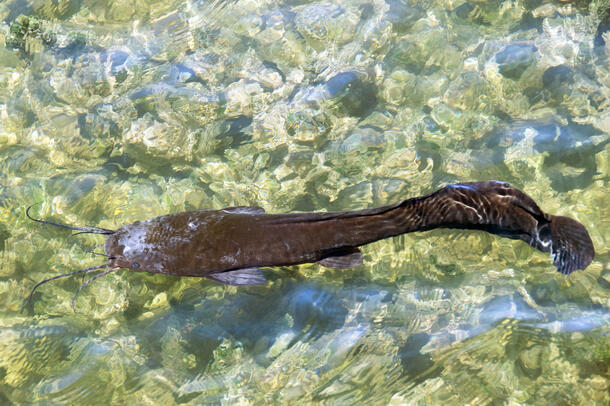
495;44;537;79
0;223;10;252
5;15;55;55
398;332;434;377
454;3;480;20
516;345;544;379
542;64;574;98
294;3;359;46
326;72;359;98
286;110;330;144
593;7;610;49
385;0;424;33
325;72;377;118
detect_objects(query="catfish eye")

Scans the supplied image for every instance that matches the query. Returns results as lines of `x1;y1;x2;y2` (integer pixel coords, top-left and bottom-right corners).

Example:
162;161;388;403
132;263;140;268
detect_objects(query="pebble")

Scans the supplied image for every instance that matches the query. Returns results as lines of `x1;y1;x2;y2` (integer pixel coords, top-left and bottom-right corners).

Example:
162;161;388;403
495;44;537;80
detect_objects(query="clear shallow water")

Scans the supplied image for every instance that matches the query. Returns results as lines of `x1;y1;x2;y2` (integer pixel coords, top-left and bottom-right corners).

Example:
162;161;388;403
0;0;608;404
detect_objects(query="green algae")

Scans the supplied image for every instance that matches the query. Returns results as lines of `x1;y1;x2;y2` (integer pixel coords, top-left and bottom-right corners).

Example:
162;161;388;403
5;15;56;55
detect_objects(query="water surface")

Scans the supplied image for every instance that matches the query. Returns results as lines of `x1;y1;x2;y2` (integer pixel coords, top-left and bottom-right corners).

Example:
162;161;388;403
0;0;608;404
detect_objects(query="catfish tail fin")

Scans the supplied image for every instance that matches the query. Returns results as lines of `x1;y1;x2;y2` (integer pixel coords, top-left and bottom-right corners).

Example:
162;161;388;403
548;215;594;274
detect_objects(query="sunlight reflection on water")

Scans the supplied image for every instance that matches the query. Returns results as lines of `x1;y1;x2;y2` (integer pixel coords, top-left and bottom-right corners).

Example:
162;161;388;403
0;0;608;404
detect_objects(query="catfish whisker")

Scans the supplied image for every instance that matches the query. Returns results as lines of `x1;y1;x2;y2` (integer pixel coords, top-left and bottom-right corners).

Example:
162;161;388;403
72;268;117;311
26;203;115;235
26;264;109;306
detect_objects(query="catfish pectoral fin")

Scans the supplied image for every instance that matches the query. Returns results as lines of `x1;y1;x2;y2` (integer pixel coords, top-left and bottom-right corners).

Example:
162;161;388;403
549;215;595;274
316;247;364;269
206;268;267;285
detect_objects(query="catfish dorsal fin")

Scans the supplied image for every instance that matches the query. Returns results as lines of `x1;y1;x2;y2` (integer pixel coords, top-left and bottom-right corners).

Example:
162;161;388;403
206;268;267;286
222;206;265;215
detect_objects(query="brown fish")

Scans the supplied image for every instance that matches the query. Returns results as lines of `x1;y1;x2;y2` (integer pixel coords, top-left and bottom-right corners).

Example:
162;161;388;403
26;181;595;306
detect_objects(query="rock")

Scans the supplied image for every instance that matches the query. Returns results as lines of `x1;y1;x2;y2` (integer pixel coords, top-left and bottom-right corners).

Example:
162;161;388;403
398;332;433;377
381;70;416;106
516;345;543;379
523;0;543;10
5;14;55;56
294;3;359;46
542;64;574;98
337;127;386;154
495;44;537;79
0;223;10;252
325;72;377;118
122;113;198;164
326;72;359;97
598;269;610;289
284;285;348;339
454;3;480;20
385;0;424;33
215;115;253;150
593;6;610;49
285;110;329;144
385;40;425;74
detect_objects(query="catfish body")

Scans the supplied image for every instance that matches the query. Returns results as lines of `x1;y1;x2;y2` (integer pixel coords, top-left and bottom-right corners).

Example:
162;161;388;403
100;181;595;286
